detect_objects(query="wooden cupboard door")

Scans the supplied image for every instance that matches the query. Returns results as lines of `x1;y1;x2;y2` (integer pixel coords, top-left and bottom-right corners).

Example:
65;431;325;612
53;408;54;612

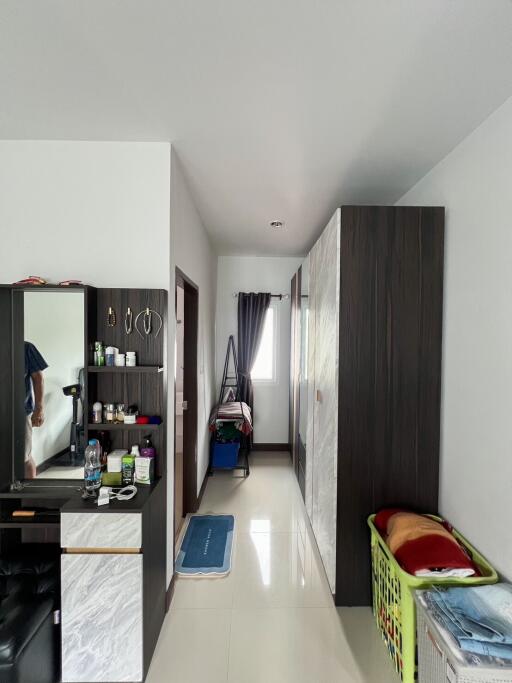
336;205;444;606
61;553;143;682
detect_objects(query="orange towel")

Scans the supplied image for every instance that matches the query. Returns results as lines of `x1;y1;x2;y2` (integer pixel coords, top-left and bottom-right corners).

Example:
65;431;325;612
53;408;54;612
386;512;456;555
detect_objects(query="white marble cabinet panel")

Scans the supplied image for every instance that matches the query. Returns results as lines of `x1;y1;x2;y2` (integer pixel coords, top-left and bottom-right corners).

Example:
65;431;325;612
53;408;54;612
308;209;340;593
61;512;141;549
61;553;143;682
305;244;317;521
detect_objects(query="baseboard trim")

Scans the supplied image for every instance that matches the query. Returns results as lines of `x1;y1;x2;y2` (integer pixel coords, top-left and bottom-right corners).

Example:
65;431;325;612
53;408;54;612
196;468;209;509
165;573;176;613
251;443;290;452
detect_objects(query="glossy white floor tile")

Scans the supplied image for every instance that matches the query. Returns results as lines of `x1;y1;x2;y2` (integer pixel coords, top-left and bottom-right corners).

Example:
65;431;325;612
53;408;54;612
228;607;398;683
36;465;82;479
146;608;231;683
146;452;398;683
233;531;333;608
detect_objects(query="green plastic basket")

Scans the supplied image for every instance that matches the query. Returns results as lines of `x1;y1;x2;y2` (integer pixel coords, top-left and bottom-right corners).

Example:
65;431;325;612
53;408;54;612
368;514;498;683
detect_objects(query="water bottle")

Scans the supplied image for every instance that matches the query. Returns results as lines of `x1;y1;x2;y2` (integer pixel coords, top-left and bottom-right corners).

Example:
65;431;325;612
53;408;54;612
84;439;102;495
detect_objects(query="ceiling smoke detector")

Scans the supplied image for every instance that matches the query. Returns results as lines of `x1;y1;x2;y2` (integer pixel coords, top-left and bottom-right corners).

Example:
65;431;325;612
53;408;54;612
269;220;284;229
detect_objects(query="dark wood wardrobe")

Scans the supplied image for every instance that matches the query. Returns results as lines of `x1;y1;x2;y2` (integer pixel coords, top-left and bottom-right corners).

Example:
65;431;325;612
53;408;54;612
290;205;445;606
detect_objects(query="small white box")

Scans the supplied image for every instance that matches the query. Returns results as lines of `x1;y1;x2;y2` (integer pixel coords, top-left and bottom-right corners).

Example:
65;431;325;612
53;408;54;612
107;449;127;473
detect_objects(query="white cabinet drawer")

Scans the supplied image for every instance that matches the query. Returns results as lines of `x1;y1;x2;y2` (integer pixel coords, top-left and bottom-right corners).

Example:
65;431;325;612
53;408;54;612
61;512;142;549
61;553;143;682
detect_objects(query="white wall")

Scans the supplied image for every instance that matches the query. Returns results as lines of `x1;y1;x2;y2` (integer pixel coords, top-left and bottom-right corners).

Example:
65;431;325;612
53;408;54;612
0;140;173;578
24;291;85;466
396;95;512;578
168;149;218;579
0;141;171;288
215;256;302;444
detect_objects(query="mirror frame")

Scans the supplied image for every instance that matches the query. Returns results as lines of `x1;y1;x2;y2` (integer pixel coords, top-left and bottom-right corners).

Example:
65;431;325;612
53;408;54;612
8;285;91;490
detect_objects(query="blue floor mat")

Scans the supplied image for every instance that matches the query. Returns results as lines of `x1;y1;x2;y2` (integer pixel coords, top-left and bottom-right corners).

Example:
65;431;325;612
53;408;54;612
175;514;234;576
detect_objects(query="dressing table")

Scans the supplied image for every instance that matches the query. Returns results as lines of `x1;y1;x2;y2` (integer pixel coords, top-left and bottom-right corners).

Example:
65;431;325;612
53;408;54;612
0;284;168;683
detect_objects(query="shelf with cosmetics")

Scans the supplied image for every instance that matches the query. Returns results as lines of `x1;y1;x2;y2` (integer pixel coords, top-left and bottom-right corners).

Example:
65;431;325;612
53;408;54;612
85;288;167;481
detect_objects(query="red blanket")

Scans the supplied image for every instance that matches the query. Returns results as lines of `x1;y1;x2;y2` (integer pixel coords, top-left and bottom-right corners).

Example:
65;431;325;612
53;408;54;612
375;509;478;577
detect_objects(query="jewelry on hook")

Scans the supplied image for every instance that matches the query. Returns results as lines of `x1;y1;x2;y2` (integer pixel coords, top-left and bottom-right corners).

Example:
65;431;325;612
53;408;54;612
125;307;133;334
134;307;162;339
107;307;116;327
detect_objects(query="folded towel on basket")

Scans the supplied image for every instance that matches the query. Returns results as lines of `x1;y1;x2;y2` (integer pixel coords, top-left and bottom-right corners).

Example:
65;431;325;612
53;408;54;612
375;509;478;578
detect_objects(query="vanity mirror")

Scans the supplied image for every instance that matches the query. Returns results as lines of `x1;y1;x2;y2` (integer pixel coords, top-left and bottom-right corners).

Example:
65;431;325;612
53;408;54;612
14;288;86;481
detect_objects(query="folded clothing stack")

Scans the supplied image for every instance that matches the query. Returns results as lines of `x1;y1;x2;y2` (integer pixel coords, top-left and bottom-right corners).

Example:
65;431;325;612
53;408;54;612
215;422;241;444
375;509;478;578
424;584;512;661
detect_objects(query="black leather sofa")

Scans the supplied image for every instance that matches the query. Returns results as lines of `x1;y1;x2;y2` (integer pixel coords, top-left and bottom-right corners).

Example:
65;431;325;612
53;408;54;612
0;544;60;683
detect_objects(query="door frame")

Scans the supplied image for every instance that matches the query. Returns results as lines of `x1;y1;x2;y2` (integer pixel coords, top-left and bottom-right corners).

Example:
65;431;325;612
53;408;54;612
174;268;199;540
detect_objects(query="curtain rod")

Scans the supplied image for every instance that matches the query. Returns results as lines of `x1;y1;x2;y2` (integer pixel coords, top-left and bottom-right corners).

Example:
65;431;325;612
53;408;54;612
232;293;290;300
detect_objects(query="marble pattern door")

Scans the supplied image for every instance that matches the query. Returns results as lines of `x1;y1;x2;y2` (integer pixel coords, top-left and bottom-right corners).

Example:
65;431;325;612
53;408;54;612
305;244;317;521
61;553;143;682
307;209;341;594
61;512;142;549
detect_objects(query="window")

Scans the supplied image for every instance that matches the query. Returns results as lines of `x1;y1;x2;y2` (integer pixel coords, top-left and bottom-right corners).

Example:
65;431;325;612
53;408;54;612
251;305;276;382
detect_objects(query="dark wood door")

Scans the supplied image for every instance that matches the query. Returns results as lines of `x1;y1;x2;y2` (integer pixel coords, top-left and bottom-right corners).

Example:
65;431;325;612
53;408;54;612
175;269;199;525
335;205;444;606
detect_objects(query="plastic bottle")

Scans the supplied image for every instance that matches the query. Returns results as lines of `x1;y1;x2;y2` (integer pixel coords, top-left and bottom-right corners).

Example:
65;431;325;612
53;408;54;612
140;436;156;459
84;439;102;494
122;451;136;486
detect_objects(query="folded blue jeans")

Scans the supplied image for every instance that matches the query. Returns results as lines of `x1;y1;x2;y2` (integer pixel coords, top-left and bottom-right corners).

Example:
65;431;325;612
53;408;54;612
424;584;512;660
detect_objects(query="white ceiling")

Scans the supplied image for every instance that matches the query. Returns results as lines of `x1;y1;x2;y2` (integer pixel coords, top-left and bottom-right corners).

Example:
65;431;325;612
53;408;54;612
1;1;512;255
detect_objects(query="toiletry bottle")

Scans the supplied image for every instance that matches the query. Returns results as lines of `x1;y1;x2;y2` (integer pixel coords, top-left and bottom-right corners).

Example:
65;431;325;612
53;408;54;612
121;452;135;486
140;436;156;459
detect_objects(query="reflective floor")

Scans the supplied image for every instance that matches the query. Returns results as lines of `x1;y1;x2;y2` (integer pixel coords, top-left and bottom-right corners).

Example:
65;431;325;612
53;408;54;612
37;465;83;479
146;452;399;683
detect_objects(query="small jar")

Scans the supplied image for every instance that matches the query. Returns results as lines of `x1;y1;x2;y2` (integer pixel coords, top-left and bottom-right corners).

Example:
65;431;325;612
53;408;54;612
126;351;137;367
105;347;115;367
92;401;103;424
115;403;126;423
124;404;138;425
104;403;115;423
115;353;126;367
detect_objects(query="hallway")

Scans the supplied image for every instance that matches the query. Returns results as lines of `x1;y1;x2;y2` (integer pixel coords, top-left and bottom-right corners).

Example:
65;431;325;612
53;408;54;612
146;452;398;683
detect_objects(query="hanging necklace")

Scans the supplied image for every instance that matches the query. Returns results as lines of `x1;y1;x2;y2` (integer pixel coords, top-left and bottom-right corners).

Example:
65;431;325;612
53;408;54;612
107;307;116;327
125;307;133;334
135;307;163;339
143;308;152;335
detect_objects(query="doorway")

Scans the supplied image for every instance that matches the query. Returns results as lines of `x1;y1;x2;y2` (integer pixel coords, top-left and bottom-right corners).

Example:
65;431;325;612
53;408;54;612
174;269;199;544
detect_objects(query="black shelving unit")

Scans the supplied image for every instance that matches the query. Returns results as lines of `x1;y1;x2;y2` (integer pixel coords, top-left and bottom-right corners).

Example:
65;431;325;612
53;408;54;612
0;522;60;529
88;423;161;431
86;288;167;478
88;366;163;374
